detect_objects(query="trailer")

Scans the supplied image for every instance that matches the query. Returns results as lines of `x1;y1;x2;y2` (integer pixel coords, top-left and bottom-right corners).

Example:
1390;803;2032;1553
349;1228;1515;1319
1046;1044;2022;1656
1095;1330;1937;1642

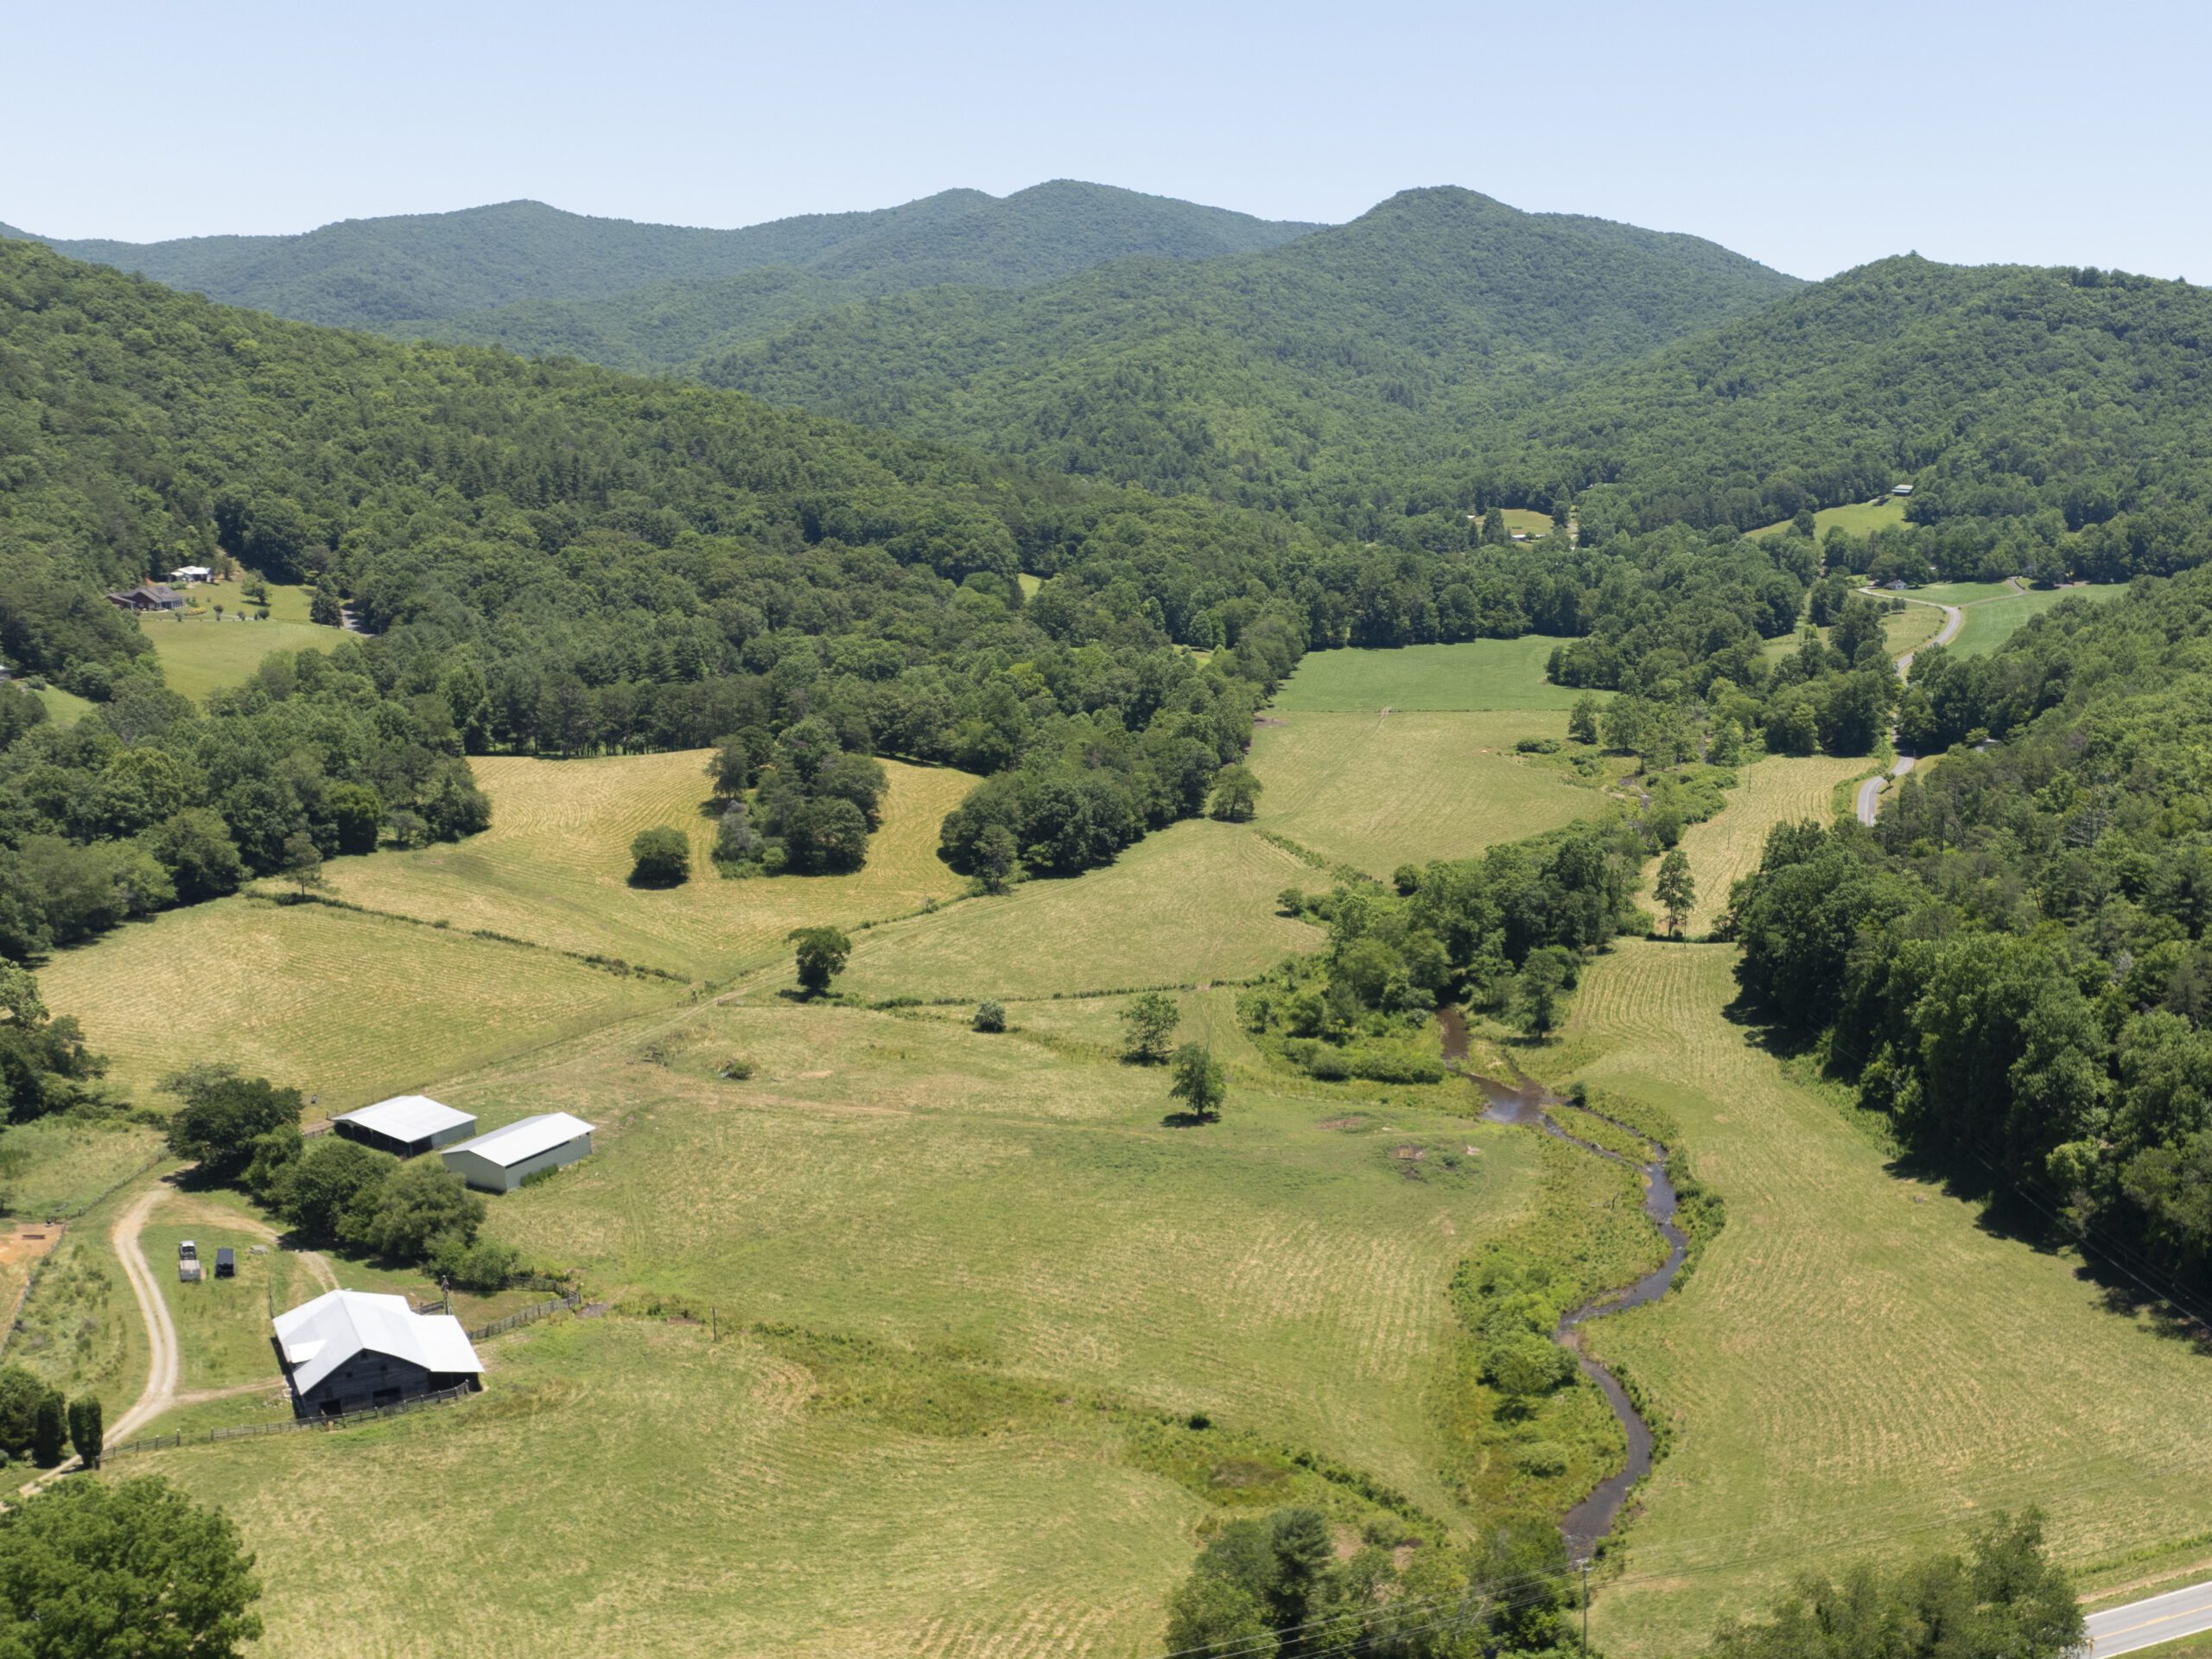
213;1247;236;1279
177;1239;200;1283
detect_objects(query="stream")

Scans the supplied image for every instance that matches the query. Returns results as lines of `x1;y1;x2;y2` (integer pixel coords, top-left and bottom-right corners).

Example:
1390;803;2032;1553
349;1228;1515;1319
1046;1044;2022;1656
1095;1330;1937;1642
1438;1007;1688;1560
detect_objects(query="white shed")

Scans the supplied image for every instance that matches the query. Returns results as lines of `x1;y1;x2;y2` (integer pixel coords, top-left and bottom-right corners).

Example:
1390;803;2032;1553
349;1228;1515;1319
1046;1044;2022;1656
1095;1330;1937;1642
440;1112;595;1192
331;1095;477;1158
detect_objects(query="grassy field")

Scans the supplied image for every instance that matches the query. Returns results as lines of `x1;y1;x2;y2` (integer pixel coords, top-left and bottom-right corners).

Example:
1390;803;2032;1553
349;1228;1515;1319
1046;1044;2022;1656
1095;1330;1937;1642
1751;497;1910;540
1536;943;2212;1655
1649;756;1866;937
1269;639;1590;713
316;750;977;981
1248;709;1605;874
132;972;1586;1656
1499;507;1559;537
0;1119;165;1219
1945;582;2126;658
1905;579;2021;607
29;682;96;724
830;820;1319;1001
143;612;332;702
35;898;683;1112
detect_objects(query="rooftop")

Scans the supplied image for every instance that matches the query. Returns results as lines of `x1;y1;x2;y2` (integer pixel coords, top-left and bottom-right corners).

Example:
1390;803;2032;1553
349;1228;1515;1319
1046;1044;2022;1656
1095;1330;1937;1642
333;1094;475;1143
443;1111;594;1168
272;1288;483;1395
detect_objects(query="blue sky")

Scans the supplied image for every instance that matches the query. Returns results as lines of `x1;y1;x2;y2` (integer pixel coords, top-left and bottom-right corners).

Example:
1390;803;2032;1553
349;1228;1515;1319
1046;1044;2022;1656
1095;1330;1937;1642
12;0;2208;279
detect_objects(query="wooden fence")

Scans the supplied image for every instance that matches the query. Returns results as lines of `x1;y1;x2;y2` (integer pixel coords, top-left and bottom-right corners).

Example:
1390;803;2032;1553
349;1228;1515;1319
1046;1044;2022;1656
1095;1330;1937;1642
105;1382;477;1459
467;1290;582;1340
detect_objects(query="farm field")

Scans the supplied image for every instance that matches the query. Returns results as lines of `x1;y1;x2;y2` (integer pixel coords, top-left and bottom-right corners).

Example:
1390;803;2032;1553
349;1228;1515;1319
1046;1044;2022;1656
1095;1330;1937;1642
830;819;1320;1001
1751;496;1909;539
1498;506;1559;537
316;750;977;981
1649;755;1865;937
1268;638;1590;712
1248;709;1605;874
35;897;683;1112
142;612;331;701
0;1118;165;1219
1539;943;2212;1656
1945;581;2126;658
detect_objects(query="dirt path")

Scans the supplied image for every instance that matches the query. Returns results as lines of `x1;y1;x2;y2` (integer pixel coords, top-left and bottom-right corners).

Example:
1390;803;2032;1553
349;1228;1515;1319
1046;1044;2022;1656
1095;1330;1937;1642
1853;588;1967;825
106;1183;181;1446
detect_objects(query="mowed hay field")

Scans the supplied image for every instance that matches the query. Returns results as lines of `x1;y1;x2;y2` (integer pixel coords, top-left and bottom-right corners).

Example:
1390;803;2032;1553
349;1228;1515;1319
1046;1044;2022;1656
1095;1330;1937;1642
831;820;1320;1001
1546;944;2212;1655
1249;710;1605;874
1945;581;2126;658
1649;755;1866;937
1268;638;1589;712
318;750;978;980
37;899;681;1110
142;613;330;702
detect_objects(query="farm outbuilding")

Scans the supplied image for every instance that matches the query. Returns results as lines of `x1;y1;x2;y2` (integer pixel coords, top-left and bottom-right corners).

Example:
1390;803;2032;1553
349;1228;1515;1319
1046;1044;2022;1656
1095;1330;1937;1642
439;1112;595;1192
273;1288;483;1417
331;1095;478;1159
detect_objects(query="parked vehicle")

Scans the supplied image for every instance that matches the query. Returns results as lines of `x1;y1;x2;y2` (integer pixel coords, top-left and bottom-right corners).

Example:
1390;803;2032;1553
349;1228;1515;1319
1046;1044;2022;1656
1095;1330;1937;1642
178;1239;200;1283
214;1246;235;1278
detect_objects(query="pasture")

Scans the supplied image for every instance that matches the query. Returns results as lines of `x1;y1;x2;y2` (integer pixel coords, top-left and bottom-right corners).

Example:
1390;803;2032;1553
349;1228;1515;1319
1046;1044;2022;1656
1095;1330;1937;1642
316;750;976;981
831;819;1319;1001
30;682;95;724
1268;638;1590;713
1751;496;1909;540
1944;581;2126;658
142;612;331;702
1649;755;1865;937
35;898;682;1112
1542;943;2212;1655
0;1118;164;1218
1248;709;1605;874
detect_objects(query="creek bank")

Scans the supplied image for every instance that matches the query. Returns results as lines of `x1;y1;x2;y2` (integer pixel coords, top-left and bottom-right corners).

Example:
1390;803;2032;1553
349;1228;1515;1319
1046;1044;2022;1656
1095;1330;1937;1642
1438;1007;1688;1560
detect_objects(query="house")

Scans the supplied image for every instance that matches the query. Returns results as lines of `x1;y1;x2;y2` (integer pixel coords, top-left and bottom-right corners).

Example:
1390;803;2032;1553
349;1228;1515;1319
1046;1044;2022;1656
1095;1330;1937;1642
105;583;186;613
1892;483;1916;496
168;564;212;584
331;1094;478;1159
440;1112;595;1192
273;1287;483;1417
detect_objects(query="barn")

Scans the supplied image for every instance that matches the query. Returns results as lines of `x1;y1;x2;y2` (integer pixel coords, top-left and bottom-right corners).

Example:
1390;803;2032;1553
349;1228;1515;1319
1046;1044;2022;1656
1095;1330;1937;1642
272;1288;483;1417
331;1095;478;1158
439;1112;595;1192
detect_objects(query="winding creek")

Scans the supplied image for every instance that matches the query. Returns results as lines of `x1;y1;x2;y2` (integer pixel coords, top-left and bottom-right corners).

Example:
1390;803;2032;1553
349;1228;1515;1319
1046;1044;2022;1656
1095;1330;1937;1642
1438;1007;1689;1560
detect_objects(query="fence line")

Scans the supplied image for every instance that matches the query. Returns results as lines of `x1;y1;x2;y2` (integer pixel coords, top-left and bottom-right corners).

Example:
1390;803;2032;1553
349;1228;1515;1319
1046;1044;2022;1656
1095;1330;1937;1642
467;1291;582;1341
105;1382;477;1459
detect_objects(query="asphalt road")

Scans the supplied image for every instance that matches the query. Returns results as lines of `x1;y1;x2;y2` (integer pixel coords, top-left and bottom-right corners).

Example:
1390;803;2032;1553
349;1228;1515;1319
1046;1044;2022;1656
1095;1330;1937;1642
2090;1578;2212;1656
1853;592;1963;827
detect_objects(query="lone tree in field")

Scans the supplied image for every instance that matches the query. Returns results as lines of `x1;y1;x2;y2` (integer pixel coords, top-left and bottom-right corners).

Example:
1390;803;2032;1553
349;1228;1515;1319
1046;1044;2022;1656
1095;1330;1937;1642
973;1001;1006;1033
1168;1043;1227;1121
629;825;690;887
789;926;851;996
1121;990;1179;1063
278;832;324;901
1568;694;1601;746
1208;764;1262;823
0;1475;264;1655
1656;847;1696;938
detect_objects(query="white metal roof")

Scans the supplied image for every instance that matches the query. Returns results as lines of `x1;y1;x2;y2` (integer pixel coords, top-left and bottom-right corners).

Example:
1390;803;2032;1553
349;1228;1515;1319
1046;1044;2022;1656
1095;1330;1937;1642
333;1095;476;1142
272;1289;483;1395
442;1112;594;1168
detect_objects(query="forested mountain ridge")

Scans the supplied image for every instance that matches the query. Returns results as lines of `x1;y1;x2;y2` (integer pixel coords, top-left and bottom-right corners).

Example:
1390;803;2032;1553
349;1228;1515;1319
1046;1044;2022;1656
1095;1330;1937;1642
1482;256;2212;548
701;186;1804;526
0;182;1320;353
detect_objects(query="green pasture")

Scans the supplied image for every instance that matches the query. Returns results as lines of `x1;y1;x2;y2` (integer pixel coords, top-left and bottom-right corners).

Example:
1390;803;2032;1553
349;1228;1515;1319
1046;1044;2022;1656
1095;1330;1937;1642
143;610;333;702
1753;496;1909;539
1268;638;1592;713
1944;581;2126;658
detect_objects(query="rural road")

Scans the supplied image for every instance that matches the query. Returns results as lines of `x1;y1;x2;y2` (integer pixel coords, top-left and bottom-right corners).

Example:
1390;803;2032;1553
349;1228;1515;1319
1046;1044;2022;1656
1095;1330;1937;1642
2089;1579;2212;1656
1853;590;1965;826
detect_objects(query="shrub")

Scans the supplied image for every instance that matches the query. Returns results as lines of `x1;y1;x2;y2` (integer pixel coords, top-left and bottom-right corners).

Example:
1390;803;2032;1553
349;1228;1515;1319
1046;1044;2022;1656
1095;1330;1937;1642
973;1001;1007;1033
628;826;690;887
717;1057;755;1080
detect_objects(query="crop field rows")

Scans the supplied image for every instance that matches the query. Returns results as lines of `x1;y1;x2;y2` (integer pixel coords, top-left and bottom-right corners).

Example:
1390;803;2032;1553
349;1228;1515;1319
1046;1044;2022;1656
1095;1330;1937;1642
1650;755;1866;937
1545;943;2212;1656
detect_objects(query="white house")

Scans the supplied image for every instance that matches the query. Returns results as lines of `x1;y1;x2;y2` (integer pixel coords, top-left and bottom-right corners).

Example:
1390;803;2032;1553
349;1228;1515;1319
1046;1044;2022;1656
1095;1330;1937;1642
439;1112;595;1192
168;564;213;584
1891;484;1915;496
330;1095;478;1159
272;1288;482;1416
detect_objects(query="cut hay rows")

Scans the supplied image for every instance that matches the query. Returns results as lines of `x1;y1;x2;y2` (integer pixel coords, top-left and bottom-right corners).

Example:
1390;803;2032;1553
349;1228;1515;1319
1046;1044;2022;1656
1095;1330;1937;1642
319;751;978;980
1249;710;1603;874
1268;638;1591;713
1648;755;1866;937
1551;942;2212;1655
834;820;1320;1001
37;899;682;1111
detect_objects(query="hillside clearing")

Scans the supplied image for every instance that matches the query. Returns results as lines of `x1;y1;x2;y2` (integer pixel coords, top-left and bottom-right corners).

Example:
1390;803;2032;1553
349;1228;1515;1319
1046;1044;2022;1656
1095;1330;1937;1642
36;898;683;1111
1268;638;1591;713
142;613;332;701
1249;710;1605;874
1751;497;1908;539
1944;581;2127;658
1648;756;1865;937
316;751;977;980
1543;943;2212;1656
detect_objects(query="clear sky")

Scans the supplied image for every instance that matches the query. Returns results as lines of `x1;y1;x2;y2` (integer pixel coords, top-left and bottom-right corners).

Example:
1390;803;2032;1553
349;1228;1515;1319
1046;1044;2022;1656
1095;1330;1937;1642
11;0;2208;280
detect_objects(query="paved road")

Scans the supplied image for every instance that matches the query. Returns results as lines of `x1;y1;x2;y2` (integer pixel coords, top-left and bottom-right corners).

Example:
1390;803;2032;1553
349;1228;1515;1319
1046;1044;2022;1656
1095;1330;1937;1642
2090;1578;2212;1656
1853;591;1964;826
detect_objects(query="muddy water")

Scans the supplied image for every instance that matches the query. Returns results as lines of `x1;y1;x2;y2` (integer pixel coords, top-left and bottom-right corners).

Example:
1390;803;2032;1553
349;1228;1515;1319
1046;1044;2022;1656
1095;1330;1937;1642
1438;1007;1688;1560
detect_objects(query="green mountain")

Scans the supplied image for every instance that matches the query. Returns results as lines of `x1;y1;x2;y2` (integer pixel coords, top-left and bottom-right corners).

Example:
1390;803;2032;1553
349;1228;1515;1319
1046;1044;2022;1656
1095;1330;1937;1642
1477;257;2212;544
0;182;1319;354
699;187;1803;527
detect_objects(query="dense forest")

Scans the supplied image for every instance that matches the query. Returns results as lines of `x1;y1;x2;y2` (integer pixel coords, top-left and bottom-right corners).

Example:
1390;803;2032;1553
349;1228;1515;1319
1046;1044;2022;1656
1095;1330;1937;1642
2;182;1318;366
1731;564;2212;1295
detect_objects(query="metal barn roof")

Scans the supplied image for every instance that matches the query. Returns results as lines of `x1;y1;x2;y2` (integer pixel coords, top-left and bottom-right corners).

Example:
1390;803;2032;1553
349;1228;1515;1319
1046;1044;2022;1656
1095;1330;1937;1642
442;1112;594;1168
333;1095;475;1142
272;1289;483;1396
